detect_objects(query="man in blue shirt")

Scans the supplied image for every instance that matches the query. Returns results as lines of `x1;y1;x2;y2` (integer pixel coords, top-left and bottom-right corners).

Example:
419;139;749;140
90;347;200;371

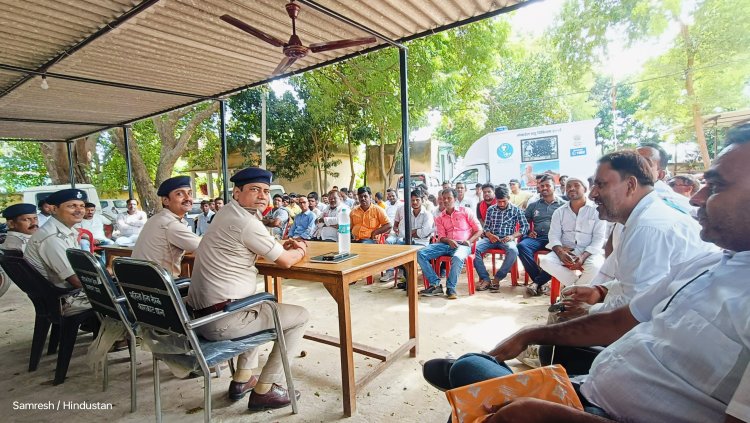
474;185;529;291
287;196;316;239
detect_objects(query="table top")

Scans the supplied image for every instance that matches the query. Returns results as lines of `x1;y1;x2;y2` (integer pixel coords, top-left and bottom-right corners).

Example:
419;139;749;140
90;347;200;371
256;242;420;276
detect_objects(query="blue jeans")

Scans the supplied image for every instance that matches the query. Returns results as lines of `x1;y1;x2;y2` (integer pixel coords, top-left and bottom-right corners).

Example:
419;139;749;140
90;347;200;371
356;238;377;244
417;243;471;290
474;238;518;281
518;236;551;286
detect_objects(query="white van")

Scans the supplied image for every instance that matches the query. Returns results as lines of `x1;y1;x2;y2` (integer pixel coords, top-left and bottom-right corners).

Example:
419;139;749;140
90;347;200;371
21;184;110;223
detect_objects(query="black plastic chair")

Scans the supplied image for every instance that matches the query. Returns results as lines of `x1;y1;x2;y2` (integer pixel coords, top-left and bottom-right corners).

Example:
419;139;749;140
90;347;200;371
67;248;139;412
0;249;97;385
113;257;298;423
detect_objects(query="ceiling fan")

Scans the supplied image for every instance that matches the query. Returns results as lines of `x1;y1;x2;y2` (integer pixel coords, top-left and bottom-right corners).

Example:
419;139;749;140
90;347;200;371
221;1;377;75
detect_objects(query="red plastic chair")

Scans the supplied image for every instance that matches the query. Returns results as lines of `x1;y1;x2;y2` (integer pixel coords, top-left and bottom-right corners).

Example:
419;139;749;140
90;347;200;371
76;228;96;253
422;240;477;295
483;249;521;286
550;277;561;305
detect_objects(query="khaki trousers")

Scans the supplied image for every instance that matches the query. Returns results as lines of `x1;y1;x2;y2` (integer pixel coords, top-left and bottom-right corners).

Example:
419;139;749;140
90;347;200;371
197;302;309;384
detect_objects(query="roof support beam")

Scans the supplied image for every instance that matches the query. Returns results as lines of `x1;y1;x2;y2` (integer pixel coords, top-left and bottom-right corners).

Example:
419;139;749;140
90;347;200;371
0;0;163;100
0;117;110;126
0;64;214;100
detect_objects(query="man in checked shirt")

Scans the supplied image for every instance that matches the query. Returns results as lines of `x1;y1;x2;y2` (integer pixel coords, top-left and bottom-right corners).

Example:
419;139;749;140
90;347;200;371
474;185;529;291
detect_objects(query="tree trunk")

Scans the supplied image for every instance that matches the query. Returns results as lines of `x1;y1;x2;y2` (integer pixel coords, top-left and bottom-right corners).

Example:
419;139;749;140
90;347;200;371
681;23;710;170
346;127;356;191
39;137;95;185
110;128;160;215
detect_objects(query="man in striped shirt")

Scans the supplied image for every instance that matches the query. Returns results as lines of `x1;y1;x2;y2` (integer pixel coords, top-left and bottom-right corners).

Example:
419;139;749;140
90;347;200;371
474;185;529;291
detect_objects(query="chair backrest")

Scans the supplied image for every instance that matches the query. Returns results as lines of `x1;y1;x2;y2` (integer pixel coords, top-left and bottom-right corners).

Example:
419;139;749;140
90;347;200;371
0;249;72;318
76;228;95;253
112;257;188;337
66;248;125;323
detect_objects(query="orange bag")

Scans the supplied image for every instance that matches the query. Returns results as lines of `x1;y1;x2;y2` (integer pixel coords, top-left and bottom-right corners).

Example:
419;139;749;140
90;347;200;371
445;365;584;423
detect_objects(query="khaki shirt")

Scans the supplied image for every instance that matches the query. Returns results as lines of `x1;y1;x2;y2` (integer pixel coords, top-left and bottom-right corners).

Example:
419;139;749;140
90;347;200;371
2;231;31;252
187;201;284;310
25;217;80;288
132;208;200;277
509;190;532;209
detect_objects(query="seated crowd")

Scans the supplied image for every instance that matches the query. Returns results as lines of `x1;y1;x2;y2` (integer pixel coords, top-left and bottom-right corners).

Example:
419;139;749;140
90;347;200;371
0;125;747;422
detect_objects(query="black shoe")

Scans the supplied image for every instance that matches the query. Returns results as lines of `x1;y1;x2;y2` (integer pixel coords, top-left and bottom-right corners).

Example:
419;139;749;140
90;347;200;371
397;281;407;290
420;285;444;297
228;376;258;401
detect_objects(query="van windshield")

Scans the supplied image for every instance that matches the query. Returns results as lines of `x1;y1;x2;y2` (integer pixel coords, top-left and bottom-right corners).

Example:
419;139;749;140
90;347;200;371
113;200;128;208
398;174;427;189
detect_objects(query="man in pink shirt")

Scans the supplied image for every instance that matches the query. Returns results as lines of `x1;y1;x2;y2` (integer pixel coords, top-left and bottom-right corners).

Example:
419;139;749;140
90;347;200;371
418;188;482;299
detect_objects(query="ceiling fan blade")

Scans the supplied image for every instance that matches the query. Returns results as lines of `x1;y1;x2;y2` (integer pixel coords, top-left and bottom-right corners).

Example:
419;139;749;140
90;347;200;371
220;14;286;47
272;56;297;75
309;36;377;53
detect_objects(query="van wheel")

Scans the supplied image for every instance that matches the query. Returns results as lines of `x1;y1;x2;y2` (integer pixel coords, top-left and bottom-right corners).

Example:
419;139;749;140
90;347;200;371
0;269;11;298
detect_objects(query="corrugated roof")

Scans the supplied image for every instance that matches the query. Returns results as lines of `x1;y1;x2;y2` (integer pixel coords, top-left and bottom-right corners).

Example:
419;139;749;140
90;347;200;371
0;0;530;141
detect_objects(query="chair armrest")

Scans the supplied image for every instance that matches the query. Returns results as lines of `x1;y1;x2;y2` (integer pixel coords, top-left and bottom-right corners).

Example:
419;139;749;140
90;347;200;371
185;292;278;329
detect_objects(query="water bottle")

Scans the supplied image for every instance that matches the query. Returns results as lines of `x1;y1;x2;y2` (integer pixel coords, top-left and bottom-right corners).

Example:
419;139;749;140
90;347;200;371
337;206;351;254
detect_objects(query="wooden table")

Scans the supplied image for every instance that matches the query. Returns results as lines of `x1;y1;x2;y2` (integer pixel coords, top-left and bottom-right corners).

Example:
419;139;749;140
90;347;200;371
256;242;420;417
100;245;194;278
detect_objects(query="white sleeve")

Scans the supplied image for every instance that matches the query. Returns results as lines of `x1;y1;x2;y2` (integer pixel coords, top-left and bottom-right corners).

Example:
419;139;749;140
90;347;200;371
727;364;750;421
546;207;563;249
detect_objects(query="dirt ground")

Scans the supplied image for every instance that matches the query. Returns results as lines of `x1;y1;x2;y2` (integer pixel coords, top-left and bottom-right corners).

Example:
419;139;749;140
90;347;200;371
0;263;548;423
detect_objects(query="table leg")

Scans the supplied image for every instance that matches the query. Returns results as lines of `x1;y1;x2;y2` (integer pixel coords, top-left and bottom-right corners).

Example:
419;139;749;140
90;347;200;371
273;277;283;303
264;275;272;294
323;281;355;416
405;257;419;357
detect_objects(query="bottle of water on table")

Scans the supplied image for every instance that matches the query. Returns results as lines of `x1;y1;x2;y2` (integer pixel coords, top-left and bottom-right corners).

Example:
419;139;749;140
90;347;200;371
337;206;350;254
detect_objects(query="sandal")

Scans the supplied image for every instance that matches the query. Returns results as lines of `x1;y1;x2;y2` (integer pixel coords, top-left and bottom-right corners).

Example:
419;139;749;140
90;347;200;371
489;280;500;291
476;279;492;291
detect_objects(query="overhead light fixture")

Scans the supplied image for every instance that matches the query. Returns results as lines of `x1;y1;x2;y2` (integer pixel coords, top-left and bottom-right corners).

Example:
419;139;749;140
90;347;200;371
40;75;49;90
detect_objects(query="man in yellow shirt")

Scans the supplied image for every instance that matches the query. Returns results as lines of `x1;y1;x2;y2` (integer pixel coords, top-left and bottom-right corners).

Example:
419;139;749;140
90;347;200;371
509;178;532;209
350;186;392;243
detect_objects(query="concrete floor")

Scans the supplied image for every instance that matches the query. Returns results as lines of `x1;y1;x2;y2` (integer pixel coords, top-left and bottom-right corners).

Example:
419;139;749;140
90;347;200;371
0;265;548;422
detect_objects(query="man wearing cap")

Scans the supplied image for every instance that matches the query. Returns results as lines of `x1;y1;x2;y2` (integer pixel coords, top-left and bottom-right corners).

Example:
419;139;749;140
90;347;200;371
25;189;92;315
2;203;39;251
132;176;200;279
187;167;309;410
538;177;607;289
116;198;147;239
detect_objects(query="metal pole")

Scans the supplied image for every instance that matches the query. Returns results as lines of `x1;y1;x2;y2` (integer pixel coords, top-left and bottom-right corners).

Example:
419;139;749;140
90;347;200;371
261;90;267;169
66;141;76;188
219;100;230;202
123;125;134;199
399;48;411;245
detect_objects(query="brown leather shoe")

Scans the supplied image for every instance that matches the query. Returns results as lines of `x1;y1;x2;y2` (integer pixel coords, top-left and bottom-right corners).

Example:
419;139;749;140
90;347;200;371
228;376;258;401
247;383;301;411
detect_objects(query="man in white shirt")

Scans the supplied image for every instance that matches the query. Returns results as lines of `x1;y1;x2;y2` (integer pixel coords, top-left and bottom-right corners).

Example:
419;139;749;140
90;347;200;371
37;197;52;227
315;190;347;241
423;127;750;422
116;198;147;238
77;202;113;248
539;177;607;288
194;200;214;236
455;182;477;216
384;188;402;224
559;151;715;316
637;142;694;215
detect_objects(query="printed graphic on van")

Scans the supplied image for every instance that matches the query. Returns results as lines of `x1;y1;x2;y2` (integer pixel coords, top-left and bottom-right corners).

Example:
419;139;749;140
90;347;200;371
521;136;558;162
520;161;560;188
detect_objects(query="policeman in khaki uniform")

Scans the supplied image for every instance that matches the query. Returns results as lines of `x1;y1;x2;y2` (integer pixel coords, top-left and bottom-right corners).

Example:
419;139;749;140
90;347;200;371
187;167;310;411
2;203;39;252
133;176;201;279
24;189;93;316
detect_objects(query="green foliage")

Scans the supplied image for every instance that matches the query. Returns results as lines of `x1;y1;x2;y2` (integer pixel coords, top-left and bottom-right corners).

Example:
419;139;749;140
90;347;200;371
0;141;48;192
